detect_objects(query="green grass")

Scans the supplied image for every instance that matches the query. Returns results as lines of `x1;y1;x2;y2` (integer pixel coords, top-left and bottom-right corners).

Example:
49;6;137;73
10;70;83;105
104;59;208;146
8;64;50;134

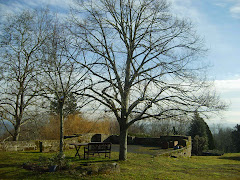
1;149;240;180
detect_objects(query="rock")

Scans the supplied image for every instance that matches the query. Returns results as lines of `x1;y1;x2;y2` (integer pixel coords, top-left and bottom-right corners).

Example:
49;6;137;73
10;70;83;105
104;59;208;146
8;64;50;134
98;163;120;174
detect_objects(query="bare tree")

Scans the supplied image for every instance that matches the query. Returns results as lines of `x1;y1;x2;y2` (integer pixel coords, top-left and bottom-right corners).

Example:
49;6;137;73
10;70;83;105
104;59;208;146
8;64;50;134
38;17;87;157
71;0;226;160
0;10;51;141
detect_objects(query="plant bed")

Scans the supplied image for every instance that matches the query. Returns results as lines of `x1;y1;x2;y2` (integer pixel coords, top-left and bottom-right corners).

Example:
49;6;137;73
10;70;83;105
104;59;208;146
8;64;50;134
22;154;70;172
23;161;120;177
22;162;49;172
75;162;120;175
22;153;120;177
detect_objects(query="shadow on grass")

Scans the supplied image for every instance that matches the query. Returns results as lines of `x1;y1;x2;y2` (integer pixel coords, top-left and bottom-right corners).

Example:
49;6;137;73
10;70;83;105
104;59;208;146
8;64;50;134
66;156;119;164
148;148;162;150
0;168;46;180
219;156;240;161
0;163;20;168
78;159;119;164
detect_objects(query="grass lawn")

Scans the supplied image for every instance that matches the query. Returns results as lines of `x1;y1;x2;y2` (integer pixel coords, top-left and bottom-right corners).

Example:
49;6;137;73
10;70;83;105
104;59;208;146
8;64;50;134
1;149;240;180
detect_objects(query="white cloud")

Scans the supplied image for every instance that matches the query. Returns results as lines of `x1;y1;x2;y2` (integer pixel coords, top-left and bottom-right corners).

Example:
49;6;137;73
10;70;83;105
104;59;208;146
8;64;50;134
211;78;240;125
218;110;240;124
0;2;26;16
0;0;75;17
22;0;76;9
215;0;240;18
215;78;240;93
230;4;240;12
230;3;240;18
214;2;227;7
169;0;202;22
0;0;76;22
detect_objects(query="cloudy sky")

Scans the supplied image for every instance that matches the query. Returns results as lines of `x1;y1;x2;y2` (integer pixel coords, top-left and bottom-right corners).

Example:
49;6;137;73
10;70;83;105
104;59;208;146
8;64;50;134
0;0;239;127
171;0;240;127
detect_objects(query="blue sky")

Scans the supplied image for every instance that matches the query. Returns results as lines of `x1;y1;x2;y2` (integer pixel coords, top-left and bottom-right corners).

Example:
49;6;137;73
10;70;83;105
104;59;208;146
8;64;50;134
170;0;240;127
0;0;239;127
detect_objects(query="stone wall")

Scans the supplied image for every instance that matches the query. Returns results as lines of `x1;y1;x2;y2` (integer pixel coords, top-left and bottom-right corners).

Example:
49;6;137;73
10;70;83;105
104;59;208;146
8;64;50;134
0;133;111;152
64;133;110;143
160;137;192;158
134;137;162;146
0;141;37;152
132;135;192;157
0;134;191;157
0;140;65;152
105;135;192;157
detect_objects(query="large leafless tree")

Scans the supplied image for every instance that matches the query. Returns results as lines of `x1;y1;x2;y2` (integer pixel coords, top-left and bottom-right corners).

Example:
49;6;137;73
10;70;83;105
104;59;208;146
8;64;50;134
71;0;226;160
0;10;51;141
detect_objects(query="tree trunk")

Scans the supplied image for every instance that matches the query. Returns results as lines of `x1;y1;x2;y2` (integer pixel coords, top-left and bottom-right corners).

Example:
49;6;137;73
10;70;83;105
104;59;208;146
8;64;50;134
12;124;20;141
12;119;21;141
119;125;128;161
59;102;64;157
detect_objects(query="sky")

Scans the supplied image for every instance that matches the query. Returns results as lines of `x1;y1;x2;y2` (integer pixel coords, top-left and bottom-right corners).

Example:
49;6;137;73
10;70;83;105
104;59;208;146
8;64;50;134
0;0;239;127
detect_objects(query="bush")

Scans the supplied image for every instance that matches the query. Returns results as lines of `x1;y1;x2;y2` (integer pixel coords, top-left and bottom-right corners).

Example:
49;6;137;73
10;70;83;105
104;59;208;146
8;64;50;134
40;113;112;140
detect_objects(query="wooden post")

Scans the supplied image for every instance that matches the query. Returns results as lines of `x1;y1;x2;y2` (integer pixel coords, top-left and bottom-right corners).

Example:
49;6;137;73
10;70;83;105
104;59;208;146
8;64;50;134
39;141;43;152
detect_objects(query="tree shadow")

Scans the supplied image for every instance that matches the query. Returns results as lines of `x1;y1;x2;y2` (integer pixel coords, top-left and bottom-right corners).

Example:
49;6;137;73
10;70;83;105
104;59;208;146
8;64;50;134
66;156;119;163
219;156;240;161
23;151;42;154
78;159;119;164
0;163;20;168
65;151;118;160
148;148;161;150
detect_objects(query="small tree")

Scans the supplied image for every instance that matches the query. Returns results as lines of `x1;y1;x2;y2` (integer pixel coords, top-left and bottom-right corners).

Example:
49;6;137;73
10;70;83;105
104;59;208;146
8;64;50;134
205;121;215;150
189;112;208;138
188;111;215;154
39;16;87;157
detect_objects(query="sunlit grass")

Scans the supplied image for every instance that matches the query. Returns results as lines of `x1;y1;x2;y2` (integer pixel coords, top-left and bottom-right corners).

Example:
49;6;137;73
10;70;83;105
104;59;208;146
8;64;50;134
1;149;240;179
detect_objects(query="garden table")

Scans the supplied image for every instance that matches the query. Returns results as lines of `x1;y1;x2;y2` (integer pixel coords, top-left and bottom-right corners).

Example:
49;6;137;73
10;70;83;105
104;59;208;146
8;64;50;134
69;143;88;159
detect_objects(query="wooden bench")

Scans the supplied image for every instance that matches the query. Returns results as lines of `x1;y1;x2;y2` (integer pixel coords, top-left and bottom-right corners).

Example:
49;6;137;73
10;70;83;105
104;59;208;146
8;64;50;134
84;142;111;159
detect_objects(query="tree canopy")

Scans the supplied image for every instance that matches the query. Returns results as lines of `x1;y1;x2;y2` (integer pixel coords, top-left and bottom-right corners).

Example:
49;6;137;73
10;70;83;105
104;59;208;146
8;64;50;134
71;0;225;160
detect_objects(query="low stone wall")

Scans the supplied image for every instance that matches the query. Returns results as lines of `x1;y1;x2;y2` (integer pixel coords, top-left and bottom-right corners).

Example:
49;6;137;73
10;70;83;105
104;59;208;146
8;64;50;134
0;133;111;152
0;134;191;157
0;141;37;151
159;136;192;158
134;137;162;146
159;136;191;147
106;135;192;157
64;133;110;143
104;135;135;144
160;146;191;158
0;140;65;152
133;136;191;157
